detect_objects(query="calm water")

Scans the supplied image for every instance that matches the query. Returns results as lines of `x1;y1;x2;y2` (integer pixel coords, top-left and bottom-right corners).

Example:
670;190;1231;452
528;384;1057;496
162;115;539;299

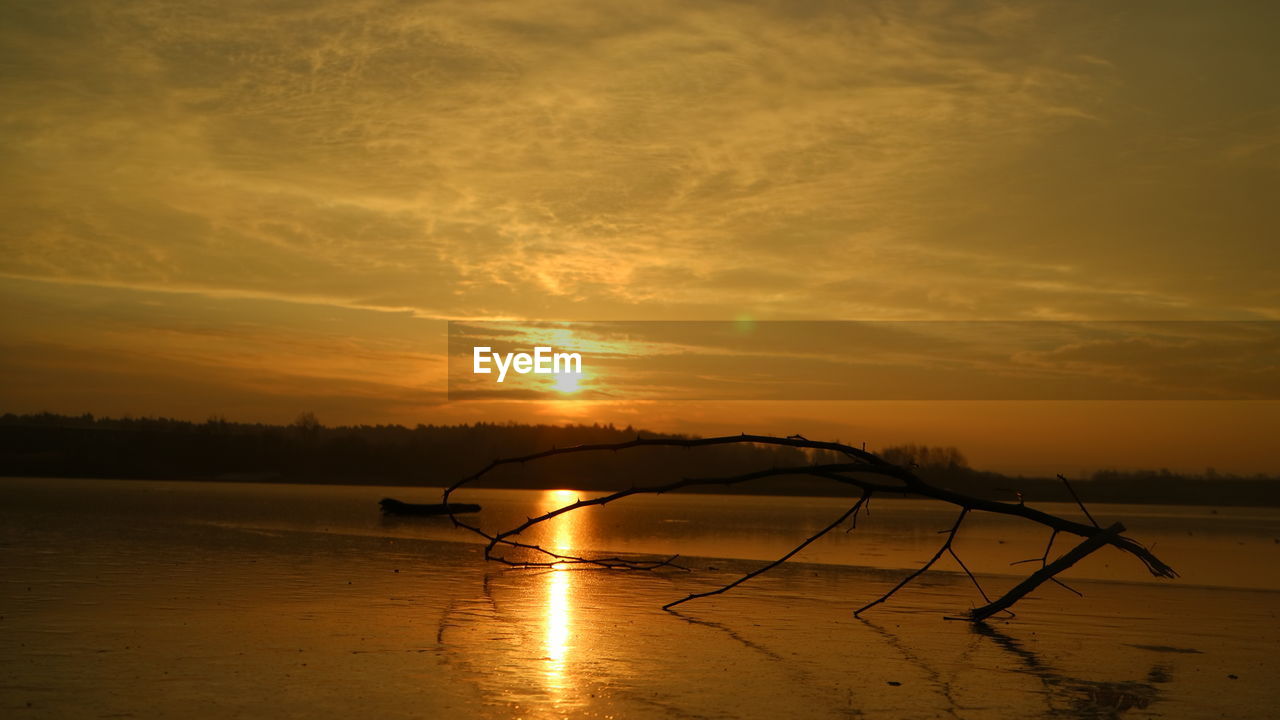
2;477;1278;718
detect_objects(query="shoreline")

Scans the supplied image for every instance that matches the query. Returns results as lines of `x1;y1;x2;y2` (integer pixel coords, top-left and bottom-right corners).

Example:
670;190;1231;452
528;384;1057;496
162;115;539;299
7;472;1280;508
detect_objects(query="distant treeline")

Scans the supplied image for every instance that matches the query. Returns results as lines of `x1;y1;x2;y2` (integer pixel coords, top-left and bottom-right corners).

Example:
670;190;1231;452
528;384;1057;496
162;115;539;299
3;412;1278;506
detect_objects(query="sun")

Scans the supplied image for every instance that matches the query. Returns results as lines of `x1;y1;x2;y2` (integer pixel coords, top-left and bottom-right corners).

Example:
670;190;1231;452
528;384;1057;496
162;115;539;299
551;372;582;394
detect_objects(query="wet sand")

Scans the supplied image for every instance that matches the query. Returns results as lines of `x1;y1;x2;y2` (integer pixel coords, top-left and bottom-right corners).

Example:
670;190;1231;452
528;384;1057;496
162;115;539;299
2;478;1276;718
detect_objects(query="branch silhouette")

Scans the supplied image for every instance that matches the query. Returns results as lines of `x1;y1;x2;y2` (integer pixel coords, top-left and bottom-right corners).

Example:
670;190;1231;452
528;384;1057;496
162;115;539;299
442;433;1177;619
664;491;872;611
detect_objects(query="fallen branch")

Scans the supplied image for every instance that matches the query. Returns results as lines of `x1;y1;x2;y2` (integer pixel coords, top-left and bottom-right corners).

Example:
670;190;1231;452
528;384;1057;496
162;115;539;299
969;523;1124;622
1011;529;1082;597
1059;474;1100;528
442;434;1176;619
664;491;872;610
855;508;970;617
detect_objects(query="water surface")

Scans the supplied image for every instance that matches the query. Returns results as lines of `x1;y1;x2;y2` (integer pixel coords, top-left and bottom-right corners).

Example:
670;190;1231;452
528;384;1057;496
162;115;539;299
2;477;1276;718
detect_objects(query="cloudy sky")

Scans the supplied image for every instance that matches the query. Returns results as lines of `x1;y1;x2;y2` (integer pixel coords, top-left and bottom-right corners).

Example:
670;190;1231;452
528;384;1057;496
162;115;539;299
2;0;1276;472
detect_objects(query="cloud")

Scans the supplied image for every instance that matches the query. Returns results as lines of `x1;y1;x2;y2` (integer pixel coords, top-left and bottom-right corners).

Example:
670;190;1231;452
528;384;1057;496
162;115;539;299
0;277;448;422
1;0;1276;455
10;0;1272;323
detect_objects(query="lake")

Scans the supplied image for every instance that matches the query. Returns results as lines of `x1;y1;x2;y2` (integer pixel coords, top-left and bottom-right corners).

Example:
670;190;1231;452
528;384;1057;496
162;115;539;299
2;477;1277;718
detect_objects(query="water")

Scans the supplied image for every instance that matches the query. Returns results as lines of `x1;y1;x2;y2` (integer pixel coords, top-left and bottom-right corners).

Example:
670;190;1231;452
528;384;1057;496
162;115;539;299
9;477;1272;589
2;477;1277;718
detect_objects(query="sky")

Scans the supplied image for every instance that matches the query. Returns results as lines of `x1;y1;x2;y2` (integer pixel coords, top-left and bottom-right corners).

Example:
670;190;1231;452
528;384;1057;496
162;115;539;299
1;0;1277;474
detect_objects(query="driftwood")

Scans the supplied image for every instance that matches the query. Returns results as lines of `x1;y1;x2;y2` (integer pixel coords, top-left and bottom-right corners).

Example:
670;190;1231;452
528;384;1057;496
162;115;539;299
967;523;1123;621
441;434;1177;619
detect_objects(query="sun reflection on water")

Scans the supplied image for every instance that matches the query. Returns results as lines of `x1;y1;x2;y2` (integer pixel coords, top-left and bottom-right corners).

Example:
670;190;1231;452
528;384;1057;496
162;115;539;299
542;489;580;696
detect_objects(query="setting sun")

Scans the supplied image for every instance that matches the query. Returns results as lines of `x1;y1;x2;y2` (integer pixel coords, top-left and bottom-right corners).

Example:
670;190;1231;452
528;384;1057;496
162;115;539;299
552;372;583;394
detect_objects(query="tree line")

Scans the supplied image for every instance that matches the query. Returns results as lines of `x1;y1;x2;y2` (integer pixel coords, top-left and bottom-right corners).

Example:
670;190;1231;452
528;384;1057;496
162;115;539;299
2;412;1277;505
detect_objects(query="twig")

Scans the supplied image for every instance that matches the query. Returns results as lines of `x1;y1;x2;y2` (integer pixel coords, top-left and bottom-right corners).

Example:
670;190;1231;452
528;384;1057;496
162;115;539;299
663;492;872;611
854;508;969;617
969;523;1124;621
1009;529;1082;597
1012;529;1058;567
847;495;871;532
1058;474;1100;528
442;434;910;499
448;463;901;570
947;546;993;605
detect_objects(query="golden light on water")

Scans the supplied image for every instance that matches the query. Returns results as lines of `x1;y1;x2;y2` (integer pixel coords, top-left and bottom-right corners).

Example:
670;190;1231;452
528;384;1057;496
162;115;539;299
545;568;570;685
543;489;580;695
546;490;578;553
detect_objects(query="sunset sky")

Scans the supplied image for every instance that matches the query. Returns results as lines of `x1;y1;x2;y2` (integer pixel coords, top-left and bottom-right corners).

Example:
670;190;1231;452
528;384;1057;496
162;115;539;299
2;1;1277;474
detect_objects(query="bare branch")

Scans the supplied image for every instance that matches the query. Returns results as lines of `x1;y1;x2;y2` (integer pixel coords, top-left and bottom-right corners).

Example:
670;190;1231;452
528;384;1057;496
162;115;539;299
1011;529;1058;567
489;463;899;548
854;508;969;617
663;492;872;611
439;433;1177;619
441;434;909;500
947;547;996;607
449;463;900;571
1058;474;1100;528
969;523;1124;622
1009;529;1083;597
